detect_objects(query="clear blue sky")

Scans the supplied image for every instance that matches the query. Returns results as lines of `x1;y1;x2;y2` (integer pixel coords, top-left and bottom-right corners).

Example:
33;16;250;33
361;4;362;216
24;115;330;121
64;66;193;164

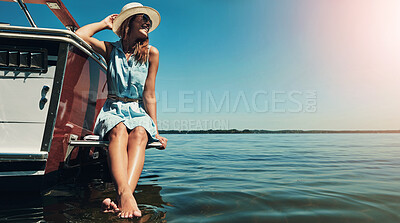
1;0;399;130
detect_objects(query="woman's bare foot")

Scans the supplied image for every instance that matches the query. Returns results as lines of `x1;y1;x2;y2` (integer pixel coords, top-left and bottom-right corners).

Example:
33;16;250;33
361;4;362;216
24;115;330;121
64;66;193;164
118;191;142;218
101;198;119;213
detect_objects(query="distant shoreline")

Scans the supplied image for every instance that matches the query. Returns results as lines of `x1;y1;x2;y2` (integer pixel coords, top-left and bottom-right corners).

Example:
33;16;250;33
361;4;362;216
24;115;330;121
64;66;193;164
159;129;400;134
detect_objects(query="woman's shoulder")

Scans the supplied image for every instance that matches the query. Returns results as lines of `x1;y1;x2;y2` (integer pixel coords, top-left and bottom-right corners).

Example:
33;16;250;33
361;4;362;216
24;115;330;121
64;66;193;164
103;41;115;64
104;41;113;51
104;40;124;63
106;40;123;49
149;45;159;57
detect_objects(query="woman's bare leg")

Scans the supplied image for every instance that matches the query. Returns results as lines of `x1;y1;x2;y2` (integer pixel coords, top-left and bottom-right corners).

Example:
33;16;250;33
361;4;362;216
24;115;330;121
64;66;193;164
106;122;138;218
123;126;148;217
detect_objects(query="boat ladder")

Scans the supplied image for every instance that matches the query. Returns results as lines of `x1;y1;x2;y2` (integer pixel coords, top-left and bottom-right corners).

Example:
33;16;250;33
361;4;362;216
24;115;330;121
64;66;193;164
66;134;163;162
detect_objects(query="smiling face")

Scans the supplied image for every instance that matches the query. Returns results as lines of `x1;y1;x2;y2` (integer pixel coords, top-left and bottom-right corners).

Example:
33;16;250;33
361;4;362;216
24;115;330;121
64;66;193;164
129;14;152;39
117;13;151;64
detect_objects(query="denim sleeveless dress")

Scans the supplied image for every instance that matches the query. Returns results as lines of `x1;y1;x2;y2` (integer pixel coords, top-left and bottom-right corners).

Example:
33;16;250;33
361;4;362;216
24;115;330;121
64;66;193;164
93;40;159;142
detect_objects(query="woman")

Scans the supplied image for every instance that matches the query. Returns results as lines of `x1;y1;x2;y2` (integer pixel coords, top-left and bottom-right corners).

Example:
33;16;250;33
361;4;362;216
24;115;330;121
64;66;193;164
75;2;167;218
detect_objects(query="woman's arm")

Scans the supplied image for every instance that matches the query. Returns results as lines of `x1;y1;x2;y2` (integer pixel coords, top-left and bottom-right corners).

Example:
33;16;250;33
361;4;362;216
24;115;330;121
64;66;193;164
75;14;117;61
143;46;168;148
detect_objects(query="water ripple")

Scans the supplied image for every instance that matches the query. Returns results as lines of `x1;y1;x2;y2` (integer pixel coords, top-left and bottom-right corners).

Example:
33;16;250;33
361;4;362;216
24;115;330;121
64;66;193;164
1;134;400;222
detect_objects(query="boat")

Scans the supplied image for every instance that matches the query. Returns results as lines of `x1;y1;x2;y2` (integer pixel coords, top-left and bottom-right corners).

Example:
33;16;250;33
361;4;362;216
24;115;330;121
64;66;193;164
0;0;161;191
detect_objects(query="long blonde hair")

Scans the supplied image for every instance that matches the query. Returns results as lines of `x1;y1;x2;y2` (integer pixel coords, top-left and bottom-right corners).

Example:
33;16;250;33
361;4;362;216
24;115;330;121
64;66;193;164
118;14;149;65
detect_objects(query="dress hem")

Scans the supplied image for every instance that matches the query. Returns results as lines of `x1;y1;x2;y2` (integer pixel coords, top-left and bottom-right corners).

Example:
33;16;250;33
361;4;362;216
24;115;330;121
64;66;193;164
97;120;159;143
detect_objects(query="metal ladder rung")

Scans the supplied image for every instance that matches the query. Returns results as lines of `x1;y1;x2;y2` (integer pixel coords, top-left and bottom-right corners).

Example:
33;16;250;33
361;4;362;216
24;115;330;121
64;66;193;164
69;140;109;147
65;135;164;161
68;140;163;148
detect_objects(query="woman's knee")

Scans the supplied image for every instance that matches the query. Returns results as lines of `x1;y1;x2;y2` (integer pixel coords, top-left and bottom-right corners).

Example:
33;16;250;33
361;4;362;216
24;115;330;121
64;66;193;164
108;122;128;140
128;126;148;142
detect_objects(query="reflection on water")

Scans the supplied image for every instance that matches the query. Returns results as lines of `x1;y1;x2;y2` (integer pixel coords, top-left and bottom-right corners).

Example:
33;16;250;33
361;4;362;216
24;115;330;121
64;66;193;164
1;134;400;222
0;192;44;222
0;179;168;222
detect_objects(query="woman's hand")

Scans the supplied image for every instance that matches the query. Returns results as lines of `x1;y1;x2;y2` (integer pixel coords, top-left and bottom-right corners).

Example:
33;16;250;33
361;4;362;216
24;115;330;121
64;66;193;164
155;134;168;149
102;14;118;30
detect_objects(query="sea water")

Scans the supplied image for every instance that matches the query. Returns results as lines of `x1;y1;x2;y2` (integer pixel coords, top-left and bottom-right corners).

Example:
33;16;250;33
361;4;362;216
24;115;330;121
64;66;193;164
1;134;400;222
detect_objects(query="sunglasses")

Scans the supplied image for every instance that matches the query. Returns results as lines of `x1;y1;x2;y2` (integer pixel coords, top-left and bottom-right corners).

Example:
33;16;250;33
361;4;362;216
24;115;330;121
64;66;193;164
138;14;152;28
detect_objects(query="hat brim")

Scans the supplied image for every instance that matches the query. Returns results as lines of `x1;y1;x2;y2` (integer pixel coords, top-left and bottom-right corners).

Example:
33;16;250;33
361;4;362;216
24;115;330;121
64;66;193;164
112;6;160;36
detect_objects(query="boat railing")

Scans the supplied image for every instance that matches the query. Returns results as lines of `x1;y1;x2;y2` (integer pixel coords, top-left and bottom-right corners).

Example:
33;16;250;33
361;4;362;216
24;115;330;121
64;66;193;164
0;25;107;68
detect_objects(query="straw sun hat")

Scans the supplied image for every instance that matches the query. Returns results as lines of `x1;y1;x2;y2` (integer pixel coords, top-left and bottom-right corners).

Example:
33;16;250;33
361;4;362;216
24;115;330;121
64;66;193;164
112;2;161;36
